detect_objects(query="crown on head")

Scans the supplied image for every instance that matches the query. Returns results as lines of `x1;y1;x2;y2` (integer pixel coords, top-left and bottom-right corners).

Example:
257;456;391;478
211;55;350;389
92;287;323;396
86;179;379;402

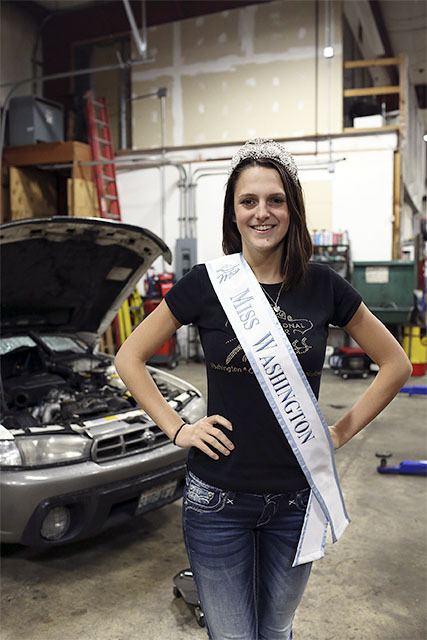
229;138;299;184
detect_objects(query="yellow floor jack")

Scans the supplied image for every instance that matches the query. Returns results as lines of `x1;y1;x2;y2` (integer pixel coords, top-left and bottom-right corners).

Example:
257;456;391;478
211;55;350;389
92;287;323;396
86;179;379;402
109;289;145;351
117;289;145;344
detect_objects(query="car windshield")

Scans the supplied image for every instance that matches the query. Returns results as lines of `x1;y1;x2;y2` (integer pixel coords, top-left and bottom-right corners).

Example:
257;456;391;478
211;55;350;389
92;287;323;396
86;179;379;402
39;336;88;353
0;336;37;355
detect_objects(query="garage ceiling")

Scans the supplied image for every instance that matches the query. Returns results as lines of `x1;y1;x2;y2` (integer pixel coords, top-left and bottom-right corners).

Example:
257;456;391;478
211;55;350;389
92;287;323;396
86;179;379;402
378;1;426;88
372;0;427;132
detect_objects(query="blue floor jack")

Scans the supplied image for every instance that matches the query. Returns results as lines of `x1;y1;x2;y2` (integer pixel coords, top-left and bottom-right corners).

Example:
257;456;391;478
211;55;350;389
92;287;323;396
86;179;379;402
376;453;427;476
399;385;427;397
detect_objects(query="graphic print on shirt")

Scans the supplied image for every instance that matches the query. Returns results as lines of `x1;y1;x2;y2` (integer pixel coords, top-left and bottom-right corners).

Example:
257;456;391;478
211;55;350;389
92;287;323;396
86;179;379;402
274;306;313;355
217;304;314;375
208;334;252;374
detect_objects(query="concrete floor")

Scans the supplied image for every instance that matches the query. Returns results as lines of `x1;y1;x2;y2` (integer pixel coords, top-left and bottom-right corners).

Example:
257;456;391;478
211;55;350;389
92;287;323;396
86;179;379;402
1;363;426;640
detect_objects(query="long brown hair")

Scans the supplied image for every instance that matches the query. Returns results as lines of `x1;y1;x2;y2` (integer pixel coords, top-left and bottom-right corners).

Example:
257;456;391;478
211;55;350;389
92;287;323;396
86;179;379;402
222;158;312;289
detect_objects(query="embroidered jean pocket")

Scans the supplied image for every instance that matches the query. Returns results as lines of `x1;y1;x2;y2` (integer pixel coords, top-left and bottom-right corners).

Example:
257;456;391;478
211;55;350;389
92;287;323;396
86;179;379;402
184;472;231;514
287;488;311;513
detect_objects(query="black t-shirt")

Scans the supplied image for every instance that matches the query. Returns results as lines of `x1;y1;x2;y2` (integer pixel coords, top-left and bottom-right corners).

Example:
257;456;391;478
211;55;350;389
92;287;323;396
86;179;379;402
165;261;362;492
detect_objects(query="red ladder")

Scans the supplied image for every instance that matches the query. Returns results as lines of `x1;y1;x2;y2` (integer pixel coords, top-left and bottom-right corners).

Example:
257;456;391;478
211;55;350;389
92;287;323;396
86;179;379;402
84;90;121;220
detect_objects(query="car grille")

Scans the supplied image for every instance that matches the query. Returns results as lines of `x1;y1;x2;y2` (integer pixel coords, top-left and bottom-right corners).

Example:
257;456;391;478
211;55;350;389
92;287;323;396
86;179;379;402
91;425;170;462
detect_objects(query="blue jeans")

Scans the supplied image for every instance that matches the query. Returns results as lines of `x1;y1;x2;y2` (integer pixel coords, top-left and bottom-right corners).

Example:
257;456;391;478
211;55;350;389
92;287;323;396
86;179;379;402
182;470;312;640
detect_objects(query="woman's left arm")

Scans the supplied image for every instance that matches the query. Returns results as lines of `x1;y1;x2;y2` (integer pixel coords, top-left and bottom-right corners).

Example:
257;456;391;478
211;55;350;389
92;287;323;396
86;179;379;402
329;302;413;449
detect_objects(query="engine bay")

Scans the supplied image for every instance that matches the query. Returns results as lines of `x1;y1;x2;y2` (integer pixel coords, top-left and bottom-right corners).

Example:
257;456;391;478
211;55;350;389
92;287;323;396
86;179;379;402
0;337;185;436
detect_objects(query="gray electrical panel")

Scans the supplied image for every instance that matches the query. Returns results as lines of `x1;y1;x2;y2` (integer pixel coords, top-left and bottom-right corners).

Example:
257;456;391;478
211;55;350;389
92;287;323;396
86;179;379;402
174;238;197;280
8;96;64;146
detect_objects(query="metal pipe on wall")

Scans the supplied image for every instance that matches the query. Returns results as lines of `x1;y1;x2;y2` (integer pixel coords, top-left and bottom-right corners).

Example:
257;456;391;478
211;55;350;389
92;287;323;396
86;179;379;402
122;0;147;59
186;171;194;239
129;86;169;267
326;0;335;169
177;172;187;239
187;166;229;240
140;0;148;58
159;89;167;271
314;0;319;158
119;48;128;150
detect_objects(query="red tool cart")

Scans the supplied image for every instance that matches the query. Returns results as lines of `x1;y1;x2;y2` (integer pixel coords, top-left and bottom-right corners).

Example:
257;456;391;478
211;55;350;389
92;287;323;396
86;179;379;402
329;346;371;380
143;270;179;369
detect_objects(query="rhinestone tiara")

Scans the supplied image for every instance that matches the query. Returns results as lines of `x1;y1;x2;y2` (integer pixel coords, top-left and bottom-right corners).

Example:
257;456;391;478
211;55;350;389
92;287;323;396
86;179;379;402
229;138;299;184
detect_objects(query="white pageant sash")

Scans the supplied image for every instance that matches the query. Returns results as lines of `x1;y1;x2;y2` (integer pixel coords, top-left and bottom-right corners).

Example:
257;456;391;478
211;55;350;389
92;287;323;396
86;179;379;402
205;252;350;566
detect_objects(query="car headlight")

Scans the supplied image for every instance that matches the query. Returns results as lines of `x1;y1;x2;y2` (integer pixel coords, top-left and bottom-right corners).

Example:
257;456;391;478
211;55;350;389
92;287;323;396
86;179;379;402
180;396;207;425
0;435;92;468
0;440;22;466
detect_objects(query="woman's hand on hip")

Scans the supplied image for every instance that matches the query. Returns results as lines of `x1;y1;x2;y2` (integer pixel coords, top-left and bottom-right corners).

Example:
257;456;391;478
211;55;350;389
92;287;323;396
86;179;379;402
174;414;234;460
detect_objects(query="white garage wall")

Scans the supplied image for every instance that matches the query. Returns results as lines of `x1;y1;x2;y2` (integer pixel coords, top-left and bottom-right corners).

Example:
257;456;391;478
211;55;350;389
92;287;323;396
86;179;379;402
117;166;181;280
194;171;227;263
131;0;343;147
401;202;416;246
331;149;394;261
117;134;397;274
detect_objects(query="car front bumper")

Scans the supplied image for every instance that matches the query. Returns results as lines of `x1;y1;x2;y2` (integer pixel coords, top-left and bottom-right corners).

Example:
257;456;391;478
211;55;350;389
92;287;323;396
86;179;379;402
1;443;188;546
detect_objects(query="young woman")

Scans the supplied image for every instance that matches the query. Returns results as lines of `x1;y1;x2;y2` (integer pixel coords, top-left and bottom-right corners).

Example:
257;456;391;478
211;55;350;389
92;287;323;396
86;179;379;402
115;139;411;639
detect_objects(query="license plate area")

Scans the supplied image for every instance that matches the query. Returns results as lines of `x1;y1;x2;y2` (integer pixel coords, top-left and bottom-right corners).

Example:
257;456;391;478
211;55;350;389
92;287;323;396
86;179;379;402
135;480;178;514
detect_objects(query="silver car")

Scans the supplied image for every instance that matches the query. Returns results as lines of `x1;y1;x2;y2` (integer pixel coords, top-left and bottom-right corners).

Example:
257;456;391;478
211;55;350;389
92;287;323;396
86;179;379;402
0;217;205;546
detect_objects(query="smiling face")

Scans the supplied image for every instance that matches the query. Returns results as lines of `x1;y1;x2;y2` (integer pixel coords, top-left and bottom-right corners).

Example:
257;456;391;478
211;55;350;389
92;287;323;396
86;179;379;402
233;165;290;261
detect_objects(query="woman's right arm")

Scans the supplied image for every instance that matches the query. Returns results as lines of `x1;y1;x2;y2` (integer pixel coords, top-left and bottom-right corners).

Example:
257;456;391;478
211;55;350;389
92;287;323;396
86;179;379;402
114;299;234;460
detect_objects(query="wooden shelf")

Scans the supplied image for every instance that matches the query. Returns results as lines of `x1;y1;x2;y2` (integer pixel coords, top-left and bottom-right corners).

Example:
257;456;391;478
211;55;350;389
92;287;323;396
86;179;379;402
344;86;400;98
344;57;400;70
3;141;93;181
2;141;97;223
343;125;399;134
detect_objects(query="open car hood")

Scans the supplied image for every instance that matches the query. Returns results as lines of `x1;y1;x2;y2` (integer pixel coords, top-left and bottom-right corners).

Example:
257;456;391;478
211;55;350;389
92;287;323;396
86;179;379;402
0;217;172;336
